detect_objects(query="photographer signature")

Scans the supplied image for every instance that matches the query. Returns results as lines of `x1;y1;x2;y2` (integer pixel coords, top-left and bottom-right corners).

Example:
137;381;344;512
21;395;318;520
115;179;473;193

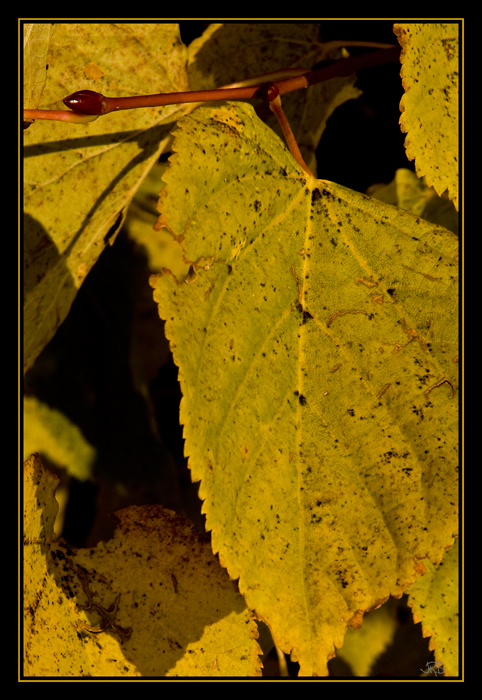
421;661;445;676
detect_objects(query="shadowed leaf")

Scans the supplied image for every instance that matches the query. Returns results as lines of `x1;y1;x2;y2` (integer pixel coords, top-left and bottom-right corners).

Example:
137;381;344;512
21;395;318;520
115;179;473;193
188;22;362;175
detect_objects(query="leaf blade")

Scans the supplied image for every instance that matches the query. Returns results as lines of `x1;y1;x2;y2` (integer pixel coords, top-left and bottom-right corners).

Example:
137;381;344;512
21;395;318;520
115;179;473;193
394;23;459;210
23;455;262;677
151;101;458;676
407;538;459;677
23;23;190;373
23;23;52;110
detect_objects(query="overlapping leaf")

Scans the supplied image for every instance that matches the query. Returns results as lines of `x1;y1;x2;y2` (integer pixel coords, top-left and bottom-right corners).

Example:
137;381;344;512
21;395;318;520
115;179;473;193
23;23;52;110
408;537;459;677
23;454;262;677
151;101;458;675
335;598;398;676
23;396;96;481
394;23;459;210
188;22;362;175
367;168;458;236
23;23;190;373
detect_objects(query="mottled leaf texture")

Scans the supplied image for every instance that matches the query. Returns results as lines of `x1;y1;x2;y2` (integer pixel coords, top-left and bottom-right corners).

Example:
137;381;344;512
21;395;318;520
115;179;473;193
23;455;262;677
408;537;459;677
151;102;458;676
23;23;190;373
394;23;459;210
23;23;51;110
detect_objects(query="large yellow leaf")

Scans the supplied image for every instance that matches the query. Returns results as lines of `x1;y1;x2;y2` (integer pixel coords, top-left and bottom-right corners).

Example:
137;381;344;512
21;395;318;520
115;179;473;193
23;23;190;373
150;101;458;676
394;23;459;210
23;454;262;677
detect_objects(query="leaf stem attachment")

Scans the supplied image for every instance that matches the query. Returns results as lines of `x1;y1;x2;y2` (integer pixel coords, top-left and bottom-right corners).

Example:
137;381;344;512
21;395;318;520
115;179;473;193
263;83;314;177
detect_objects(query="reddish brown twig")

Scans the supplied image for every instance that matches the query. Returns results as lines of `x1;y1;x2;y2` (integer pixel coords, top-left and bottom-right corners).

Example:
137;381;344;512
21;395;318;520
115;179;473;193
23;46;401;124
262;83;314;177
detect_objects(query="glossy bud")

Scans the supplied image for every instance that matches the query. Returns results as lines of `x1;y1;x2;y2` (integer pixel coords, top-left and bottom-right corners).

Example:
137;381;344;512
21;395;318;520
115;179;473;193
265;82;280;102
255;81;280;103
63;89;105;115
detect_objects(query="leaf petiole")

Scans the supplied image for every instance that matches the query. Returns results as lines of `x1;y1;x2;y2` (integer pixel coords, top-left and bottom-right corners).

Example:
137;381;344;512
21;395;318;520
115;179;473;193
264;83;314;177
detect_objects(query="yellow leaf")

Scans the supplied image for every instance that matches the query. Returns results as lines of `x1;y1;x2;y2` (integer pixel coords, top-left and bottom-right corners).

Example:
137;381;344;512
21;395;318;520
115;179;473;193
367;168;458;236
407;538;459;677
23;454;262;677
151;101;458;676
23;396;96;481
336;599;398;676
23;23;190;373
23;23;52;110
394;23;459;210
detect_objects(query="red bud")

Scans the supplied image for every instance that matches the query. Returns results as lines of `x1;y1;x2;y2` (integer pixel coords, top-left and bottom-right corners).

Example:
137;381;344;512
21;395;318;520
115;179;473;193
255;82;280;103
63;90;105;115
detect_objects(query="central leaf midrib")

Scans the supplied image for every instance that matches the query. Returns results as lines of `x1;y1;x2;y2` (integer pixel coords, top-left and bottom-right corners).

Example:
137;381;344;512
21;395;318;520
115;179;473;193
294;178;316;659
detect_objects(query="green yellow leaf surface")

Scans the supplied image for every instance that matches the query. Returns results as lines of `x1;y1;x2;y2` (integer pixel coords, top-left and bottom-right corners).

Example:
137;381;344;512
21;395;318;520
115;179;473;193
335;598;398;676
367;168;458;236
407;537;459;677
23;396;96;481
23;23;190;373
23;454;262;677
394;23;459;210
150;101;458;676
23;23;51;110
187;22;361;175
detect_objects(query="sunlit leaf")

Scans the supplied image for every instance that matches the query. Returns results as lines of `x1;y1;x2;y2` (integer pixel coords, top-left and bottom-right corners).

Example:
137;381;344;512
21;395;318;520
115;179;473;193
126;160;190;279
394;23;459;210
23;23;51;110
23;23;190;373
407;538;459;677
23;454;262;677
151;101;458;675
